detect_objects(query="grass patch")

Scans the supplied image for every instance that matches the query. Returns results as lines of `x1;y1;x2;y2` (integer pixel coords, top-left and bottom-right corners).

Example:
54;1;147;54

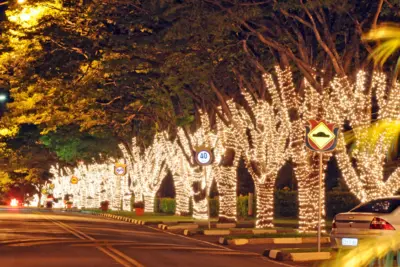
226;232;329;240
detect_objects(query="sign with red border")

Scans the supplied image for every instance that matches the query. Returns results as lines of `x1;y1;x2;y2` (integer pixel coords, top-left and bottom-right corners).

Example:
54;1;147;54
305;120;339;152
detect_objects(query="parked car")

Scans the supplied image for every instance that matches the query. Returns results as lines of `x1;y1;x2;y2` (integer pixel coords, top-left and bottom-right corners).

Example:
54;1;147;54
331;197;400;249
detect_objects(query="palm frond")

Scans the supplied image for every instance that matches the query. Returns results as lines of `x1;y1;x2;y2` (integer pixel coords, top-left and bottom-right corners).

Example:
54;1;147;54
344;120;400;161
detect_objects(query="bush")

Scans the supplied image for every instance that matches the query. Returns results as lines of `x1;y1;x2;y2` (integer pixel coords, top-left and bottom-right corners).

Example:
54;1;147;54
133;201;144;209
236;194;256;218
209;198;219;217
151;191;359;219
274;190;298;218
237;195;247;218
326;191;360;219
159;198;175;214
188;197;193;215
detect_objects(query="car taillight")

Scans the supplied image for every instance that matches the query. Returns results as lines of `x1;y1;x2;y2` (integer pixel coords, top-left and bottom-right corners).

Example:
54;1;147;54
332;218;337;229
370;217;395;230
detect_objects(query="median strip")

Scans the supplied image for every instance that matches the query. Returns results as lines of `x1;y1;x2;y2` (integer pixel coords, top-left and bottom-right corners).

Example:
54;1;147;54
219;236;330;246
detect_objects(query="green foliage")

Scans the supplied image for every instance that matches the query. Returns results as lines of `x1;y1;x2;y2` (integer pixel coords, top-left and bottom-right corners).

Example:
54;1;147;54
158;198;176;214
274;190;298;218
40;126;120;163
209;198;219;218
326;191;360;219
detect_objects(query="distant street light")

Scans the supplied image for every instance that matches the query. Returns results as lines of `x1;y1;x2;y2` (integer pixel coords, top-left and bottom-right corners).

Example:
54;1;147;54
0;94;6;102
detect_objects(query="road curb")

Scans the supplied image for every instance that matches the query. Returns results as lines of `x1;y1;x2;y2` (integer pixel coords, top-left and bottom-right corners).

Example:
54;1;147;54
91;212;146;225
263;249;332;262
219;236;331;246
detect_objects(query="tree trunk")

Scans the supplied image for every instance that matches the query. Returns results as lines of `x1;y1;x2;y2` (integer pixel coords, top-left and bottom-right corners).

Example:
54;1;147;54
143;194;155;213
37;191;42;208
175;178;190;215
192;197;208;220
112;176;121;210
255;180;275;228
295;152;327;232
215;167;237;222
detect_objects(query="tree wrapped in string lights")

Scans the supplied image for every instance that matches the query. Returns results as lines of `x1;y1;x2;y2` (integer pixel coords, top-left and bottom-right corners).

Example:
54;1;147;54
122;134;169;213
332;71;400;201
212;101;250;222
163;136;193;215
267;66;335;232
239;73;291;228
176;113;219;220
119;142;143;207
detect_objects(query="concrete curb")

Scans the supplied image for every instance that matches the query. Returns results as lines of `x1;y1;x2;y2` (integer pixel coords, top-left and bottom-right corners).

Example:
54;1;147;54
215;223;236;229
264;249;332;262
91;212;146;225
203;229;231;236
219;236;331;246
185;228;285;237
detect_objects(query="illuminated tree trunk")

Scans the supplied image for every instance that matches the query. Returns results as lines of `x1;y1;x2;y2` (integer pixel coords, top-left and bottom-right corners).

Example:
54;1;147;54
112;176;121;210
143;194;155;213
215;167;237;222
175;178;190;215
254;179;275;228
193;198;208;220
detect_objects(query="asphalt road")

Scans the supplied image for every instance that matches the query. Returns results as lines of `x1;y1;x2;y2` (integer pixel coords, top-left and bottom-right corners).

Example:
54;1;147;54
0;208;299;267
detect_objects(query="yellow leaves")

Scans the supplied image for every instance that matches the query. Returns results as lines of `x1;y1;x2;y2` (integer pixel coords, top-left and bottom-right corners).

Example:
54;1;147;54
0;125;19;137
7;1;63;29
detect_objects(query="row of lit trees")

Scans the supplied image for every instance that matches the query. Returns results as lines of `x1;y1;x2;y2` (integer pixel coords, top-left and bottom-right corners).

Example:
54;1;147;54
47;67;400;231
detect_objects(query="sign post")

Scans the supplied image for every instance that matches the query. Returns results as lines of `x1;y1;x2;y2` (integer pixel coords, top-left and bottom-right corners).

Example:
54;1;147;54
194;147;213;229
305;120;339;252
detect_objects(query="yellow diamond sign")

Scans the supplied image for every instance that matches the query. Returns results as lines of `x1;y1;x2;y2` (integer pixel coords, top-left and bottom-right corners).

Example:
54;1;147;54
308;122;335;150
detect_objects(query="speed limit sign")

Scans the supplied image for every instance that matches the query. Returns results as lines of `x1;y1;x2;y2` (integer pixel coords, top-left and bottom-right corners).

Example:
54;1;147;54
195;148;213;166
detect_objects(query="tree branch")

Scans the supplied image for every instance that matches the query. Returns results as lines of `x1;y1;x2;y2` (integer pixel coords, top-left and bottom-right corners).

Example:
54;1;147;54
300;0;344;76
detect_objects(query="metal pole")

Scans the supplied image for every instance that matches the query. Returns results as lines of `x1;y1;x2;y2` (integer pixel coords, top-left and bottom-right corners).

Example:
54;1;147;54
204;167;211;230
318;152;323;252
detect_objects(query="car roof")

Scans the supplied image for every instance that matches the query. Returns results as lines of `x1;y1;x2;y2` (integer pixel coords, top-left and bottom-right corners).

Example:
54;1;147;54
365;196;400;201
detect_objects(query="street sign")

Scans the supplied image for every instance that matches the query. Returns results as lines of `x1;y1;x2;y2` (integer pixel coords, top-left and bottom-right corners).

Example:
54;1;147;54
70;176;79;184
114;163;127;176
305;119;339;253
194;148;213;166
305;120;339;152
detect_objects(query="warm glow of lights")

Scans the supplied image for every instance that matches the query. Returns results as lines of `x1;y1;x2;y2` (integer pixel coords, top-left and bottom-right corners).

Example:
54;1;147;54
239;72;291;228
10;199;18;207
8;2;62;29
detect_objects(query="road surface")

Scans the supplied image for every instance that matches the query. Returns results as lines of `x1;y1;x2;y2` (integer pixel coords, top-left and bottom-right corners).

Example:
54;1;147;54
0;208;296;267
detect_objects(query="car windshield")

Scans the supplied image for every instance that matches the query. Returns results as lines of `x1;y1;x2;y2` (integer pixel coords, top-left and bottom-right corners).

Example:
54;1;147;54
351;199;400;213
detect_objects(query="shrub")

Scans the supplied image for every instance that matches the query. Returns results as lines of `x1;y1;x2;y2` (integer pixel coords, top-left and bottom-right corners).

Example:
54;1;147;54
274;190;298;218
159;198;175;214
237;195;248;218
209;198;219;217
326;191;360;219
133;201;144;209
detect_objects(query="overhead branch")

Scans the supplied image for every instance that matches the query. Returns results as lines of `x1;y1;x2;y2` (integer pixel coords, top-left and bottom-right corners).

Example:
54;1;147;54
300;0;344;76
372;0;384;28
